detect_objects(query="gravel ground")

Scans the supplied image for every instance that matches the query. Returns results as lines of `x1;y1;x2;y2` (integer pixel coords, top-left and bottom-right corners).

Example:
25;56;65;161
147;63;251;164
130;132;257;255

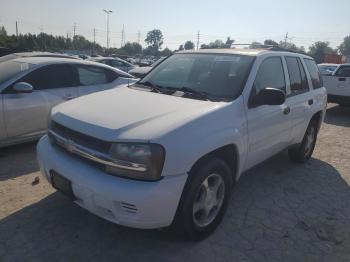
0;104;349;262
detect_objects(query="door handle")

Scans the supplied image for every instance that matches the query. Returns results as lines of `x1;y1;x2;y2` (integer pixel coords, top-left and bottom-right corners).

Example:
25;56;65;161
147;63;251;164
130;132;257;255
308;99;314;105
339;77;346;82
283;106;290;115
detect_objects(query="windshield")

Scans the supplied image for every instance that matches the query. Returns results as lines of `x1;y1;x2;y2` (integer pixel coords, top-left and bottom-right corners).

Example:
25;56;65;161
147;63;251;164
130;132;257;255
0;60;31;85
139;53;255;101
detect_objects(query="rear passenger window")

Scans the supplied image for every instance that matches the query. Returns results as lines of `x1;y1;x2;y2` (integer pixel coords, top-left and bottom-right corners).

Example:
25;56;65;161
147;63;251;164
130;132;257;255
254;57;286;93
75;66;118;86
304;59;322;89
285;57;309;95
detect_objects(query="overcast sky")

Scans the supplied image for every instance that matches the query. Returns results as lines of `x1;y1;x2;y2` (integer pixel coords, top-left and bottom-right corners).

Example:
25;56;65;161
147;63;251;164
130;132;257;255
0;0;349;50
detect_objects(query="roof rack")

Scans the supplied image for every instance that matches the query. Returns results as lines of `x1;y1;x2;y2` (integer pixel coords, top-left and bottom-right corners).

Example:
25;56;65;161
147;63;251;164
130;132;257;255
230;43;304;54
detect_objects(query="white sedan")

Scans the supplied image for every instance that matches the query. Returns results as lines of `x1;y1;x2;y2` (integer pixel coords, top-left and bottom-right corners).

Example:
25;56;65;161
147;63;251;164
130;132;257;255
0;57;136;147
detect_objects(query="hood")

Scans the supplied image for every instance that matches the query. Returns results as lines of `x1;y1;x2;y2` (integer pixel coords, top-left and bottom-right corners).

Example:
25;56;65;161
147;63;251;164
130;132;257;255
51;86;225;141
129;66;152;75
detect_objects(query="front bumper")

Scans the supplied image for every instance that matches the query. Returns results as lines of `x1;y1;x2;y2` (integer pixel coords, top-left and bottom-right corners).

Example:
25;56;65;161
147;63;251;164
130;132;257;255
37;136;188;229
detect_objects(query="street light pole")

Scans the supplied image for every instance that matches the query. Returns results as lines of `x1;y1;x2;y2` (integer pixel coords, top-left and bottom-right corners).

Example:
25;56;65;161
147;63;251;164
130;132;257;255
103;9;113;50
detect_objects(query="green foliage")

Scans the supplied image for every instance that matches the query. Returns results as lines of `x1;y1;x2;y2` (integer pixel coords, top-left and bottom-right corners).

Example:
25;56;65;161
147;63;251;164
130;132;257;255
264;39;279;46
338;36;350;56
145;29;163;53
120;42;142;55
201;37;234;49
160;47;173;56
184;41;194;50
308;41;336;63
178;44;184;51
0;25;102;54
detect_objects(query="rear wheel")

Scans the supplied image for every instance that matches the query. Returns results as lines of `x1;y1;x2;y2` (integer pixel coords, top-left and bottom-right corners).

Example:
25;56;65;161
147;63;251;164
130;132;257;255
172;156;233;239
288;120;318;163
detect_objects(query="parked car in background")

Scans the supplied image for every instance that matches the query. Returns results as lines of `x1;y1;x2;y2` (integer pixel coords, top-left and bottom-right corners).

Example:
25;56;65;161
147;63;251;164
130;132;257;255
0;52;79;63
0;57;135;147
129;56;167;78
89;57;136;73
318;63;339;75
323;63;350;106
37;48;326;239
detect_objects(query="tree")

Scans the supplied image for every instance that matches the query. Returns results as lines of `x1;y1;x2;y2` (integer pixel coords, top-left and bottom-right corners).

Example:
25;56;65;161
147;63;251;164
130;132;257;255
264;39;278;46
338;36;350;56
184;41;194;50
200;39;225;49
120;42;142;55
225;37;234;47
145;29;163;53
160;47;173;56
308;41;336;63
178;44;184;51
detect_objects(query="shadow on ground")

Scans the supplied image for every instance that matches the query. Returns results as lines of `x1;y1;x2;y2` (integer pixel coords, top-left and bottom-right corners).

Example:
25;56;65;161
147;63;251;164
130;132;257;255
1;153;350;262
0;142;39;181
325;105;350;127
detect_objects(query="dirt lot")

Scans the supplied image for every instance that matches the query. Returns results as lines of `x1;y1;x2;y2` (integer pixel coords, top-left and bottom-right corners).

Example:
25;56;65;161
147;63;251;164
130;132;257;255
0;104;350;262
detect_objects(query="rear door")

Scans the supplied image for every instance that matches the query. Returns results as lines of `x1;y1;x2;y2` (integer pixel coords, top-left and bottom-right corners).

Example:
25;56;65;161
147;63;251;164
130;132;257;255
0;95;6;141
246;56;292;169
74;65;128;96
283;56;314;144
2;64;78;139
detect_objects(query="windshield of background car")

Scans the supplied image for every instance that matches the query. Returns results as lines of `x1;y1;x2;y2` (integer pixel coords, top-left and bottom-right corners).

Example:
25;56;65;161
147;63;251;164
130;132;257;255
0;60;31;85
140;53;255;100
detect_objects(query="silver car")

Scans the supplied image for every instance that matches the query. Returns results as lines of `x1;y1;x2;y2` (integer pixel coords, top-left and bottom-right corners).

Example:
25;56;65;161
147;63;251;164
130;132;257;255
89;57;136;73
0;57;135;147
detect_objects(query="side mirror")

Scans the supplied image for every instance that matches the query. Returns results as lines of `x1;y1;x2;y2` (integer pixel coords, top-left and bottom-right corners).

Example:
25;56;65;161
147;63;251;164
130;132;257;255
13;82;33;93
254;87;286;106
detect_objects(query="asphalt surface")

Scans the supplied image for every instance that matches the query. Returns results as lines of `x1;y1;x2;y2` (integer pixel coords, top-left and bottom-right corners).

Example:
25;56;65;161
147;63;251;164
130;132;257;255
0;104;349;262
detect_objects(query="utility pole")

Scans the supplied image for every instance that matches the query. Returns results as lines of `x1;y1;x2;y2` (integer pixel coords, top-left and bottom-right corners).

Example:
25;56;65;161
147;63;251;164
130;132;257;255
15;21;18;37
103;9;113;50
196;30;200;50
93;28;96;55
284;32;289;47
137;31;141;44
121;24;125;47
73;23;76;38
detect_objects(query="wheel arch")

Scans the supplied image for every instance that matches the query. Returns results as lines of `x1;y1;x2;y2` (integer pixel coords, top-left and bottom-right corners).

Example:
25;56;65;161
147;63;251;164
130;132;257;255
188;144;239;185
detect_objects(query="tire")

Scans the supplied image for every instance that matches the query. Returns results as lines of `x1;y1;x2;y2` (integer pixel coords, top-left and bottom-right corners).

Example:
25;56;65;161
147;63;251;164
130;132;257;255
172;156;233;240
288;120;318;163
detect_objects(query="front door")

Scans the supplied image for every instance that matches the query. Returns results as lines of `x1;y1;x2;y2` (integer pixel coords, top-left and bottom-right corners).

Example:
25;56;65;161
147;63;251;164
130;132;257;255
245;56;292;169
2;64;78;139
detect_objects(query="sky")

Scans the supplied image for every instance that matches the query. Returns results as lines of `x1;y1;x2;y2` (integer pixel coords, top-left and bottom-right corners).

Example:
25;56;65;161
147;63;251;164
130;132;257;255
0;0;349;50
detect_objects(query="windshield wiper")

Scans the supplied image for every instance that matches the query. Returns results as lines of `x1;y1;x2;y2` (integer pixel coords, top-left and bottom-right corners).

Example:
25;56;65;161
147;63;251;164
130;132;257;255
135;81;163;93
176;86;213;101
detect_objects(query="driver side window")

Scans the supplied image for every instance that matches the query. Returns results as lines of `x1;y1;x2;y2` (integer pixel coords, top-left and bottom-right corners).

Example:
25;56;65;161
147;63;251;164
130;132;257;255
249;57;286;107
254;57;286;93
336;66;350;77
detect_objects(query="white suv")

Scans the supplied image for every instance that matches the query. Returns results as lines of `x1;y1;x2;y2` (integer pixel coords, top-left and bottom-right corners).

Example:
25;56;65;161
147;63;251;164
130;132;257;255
37;48;327;238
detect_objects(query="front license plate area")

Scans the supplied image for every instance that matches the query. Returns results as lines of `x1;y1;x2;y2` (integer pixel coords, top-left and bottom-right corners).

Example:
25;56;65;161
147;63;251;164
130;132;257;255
50;171;76;201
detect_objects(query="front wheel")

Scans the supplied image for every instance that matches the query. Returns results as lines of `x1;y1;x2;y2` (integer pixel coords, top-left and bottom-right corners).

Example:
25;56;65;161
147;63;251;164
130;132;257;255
288;120;318;163
172;156;233;239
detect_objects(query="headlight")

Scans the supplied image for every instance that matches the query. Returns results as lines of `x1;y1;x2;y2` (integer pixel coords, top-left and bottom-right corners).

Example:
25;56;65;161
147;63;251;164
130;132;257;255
106;143;165;181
